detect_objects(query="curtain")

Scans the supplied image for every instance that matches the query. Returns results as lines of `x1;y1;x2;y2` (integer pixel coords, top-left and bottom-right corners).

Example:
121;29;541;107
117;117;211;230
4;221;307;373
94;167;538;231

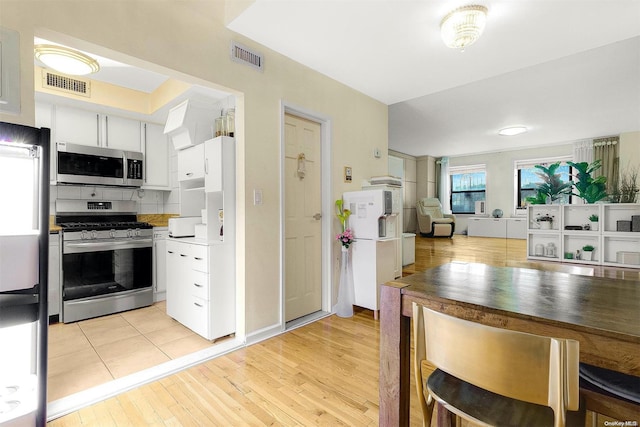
438;157;451;214
573;139;593;164
593;136;619;193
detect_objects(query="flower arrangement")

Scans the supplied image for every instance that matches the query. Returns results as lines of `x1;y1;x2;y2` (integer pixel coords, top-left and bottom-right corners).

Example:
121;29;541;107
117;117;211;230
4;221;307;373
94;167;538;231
335;199;354;248
336;228;354;249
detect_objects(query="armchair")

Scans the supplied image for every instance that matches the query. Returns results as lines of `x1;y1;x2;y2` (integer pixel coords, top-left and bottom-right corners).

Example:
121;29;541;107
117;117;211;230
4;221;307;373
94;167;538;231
416;198;455;237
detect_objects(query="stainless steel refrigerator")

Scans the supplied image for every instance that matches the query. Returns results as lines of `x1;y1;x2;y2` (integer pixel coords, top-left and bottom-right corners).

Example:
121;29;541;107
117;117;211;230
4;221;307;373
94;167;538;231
0;122;50;426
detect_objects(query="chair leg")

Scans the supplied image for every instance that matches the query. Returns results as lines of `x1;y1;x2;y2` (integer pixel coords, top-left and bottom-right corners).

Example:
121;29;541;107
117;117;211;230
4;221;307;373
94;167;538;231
435;402;456;427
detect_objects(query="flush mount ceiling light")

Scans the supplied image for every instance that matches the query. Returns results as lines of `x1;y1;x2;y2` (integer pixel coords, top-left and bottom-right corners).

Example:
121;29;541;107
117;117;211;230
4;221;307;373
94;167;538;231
34;44;100;76
440;5;488;51
499;126;528;136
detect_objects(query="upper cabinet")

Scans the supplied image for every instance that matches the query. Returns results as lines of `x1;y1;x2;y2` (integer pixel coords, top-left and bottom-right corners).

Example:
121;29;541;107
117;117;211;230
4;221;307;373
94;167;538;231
104;115;141;151
142;123;170;190
54;105;141;152
55;105;100;146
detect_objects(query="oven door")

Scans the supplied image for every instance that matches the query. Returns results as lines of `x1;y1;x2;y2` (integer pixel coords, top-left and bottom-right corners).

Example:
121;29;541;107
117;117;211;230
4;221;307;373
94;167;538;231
61;238;153;322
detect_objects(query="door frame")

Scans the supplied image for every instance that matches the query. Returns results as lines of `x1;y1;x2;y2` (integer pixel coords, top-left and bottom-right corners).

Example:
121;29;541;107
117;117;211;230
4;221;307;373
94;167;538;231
279;101;333;330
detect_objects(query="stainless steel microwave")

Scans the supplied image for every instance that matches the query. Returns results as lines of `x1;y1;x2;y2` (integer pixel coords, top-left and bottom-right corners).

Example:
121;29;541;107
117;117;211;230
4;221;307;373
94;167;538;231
56;142;143;187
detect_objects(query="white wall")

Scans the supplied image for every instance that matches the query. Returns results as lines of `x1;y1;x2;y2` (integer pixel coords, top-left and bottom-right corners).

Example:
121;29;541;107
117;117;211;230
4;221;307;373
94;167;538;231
0;0;388;335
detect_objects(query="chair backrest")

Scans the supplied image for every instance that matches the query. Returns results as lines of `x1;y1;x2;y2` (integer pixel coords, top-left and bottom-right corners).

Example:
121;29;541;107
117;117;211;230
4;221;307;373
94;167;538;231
418;198;444;219
415;305;580;426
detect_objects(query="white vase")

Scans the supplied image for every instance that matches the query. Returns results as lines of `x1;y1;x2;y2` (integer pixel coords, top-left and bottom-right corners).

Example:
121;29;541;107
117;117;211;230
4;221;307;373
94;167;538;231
335;246;355;318
583;250;593;261
539;221;551;230
590;221;598;231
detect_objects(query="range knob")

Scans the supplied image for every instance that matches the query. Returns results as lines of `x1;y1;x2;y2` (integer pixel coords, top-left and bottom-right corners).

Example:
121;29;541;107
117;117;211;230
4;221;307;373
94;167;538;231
81;230;89;240
91;230;98;239
109;229;116;238
135;228;141;236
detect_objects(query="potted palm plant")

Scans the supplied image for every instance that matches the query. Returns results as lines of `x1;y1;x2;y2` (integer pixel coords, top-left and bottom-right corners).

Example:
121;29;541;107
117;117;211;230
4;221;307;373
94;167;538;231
566;160;608;204
525;162;572;204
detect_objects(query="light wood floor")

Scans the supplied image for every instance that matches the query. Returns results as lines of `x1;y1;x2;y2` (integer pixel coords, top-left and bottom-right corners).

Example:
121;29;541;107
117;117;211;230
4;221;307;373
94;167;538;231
47;235;635;425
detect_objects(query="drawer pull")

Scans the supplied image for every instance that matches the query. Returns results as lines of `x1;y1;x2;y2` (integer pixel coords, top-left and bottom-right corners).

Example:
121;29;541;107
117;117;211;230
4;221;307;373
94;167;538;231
194;302;203;307
194;257;203;260
180;254;188;257
167;251;174;254
186;172;193;176
194;283;203;287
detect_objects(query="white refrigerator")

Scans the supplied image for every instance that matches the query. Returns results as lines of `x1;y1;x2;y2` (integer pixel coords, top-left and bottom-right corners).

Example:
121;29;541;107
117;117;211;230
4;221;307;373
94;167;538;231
0;122;50;426
342;189;400;317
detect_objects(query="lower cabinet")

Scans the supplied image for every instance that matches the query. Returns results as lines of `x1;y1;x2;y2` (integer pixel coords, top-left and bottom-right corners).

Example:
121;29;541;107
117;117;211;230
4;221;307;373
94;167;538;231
165;239;234;340
467;217;526;239
48;233;60;318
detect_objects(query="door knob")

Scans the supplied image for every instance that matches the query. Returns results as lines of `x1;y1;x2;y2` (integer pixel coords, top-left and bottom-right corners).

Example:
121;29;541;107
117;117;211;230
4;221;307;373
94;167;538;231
313;213;322;220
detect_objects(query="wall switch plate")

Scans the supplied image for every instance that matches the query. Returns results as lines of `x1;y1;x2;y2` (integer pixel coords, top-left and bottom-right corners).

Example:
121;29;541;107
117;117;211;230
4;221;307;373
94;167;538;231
253;189;263;205
373;148;381;158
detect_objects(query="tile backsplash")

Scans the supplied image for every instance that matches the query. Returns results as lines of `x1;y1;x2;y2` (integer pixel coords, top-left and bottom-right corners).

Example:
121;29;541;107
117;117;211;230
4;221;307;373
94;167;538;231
49;185;173;216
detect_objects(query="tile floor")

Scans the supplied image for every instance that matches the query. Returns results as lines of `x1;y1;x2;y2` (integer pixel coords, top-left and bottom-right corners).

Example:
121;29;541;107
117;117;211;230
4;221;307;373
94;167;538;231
47;301;215;402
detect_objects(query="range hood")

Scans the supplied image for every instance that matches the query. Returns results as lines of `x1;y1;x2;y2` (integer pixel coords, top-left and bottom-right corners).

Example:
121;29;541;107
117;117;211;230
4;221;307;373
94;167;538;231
163;99;215;151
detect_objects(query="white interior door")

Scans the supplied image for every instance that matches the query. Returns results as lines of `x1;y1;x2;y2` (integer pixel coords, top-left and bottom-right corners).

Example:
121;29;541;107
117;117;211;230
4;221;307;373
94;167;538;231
284;113;322;322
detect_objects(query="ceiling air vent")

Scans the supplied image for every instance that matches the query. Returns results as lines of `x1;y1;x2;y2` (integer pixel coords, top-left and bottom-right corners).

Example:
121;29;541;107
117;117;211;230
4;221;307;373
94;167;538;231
42;70;91;97
231;41;264;72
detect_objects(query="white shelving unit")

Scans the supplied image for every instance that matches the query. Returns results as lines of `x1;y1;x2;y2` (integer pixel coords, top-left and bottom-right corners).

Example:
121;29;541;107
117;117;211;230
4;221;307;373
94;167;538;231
602;204;640;268
526;205;562;262
527;203;640;269
166;136;236;340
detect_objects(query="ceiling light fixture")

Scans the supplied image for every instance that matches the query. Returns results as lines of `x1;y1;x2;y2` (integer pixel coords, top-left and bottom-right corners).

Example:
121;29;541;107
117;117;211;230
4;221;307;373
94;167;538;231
34;44;100;76
440;5;488;51
499;126;528;136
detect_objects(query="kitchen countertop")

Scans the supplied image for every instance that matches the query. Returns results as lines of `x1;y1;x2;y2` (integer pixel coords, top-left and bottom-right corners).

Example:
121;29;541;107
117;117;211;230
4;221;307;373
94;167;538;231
138;214;179;228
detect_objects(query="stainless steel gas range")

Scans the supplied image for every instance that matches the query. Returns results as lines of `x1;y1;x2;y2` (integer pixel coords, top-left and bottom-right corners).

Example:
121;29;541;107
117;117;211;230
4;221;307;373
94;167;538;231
56;200;153;323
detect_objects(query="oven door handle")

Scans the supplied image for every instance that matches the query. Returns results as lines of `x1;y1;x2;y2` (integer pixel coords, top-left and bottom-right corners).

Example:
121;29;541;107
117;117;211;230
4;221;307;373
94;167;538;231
64;238;153;253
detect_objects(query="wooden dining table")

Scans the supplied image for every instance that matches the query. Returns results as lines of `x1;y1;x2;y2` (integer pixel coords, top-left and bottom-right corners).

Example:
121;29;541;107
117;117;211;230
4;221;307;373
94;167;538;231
379;262;640;426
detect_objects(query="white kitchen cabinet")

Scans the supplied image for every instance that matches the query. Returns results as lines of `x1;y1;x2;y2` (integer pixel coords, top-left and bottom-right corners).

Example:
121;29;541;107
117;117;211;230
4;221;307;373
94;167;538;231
103;114;141;151
55;105;100;146
165;239;235;340
48;233;60;318
204;137;224;192
143;123;170;190
178;144;205;183
54;105;141;151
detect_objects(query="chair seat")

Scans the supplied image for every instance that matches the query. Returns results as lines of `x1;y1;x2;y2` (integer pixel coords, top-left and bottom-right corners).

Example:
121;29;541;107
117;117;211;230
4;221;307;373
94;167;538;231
579;363;640;404
427;369;585;427
432;218;454;224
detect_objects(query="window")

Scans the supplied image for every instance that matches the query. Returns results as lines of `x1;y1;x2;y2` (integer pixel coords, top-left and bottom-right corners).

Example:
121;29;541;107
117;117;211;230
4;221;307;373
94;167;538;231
514;157;572;213
450;165;486;214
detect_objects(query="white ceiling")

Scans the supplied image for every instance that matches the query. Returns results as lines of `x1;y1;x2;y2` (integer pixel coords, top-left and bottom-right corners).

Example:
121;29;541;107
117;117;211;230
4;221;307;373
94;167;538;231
228;0;640;157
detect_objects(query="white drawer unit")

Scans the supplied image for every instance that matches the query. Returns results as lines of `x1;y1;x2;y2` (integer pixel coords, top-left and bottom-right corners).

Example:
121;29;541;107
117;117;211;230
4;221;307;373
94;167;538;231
467;217;526;239
165;238;234;340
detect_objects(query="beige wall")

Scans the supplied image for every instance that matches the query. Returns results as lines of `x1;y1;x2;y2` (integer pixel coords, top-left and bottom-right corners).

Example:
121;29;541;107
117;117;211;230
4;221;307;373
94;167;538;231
620;131;640;172
0;1;388;335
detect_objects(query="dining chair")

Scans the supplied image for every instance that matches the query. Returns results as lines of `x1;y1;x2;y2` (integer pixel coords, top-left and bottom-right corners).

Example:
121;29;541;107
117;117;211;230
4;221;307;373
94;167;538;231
412;303;585;427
